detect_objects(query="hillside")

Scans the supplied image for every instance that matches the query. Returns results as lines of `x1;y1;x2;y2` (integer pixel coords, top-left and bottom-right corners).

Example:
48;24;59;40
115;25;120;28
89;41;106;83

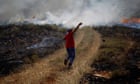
80;26;140;84
0;24;65;75
0;25;140;84
0;27;101;84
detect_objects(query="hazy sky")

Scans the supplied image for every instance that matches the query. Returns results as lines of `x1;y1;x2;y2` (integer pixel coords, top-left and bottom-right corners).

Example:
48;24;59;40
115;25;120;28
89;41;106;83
0;0;140;26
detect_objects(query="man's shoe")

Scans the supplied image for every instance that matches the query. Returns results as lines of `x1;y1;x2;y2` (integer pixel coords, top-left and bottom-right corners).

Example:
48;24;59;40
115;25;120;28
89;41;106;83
64;59;68;66
68;63;72;69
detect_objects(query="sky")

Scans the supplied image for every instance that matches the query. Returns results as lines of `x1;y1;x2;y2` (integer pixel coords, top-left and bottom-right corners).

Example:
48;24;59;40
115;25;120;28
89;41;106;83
0;0;140;27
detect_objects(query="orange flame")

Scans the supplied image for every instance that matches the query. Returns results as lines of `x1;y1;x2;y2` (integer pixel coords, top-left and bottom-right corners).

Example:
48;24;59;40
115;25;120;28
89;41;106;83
121;18;140;23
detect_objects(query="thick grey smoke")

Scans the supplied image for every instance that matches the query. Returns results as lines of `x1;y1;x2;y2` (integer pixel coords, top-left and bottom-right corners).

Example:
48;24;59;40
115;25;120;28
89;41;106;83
0;0;140;26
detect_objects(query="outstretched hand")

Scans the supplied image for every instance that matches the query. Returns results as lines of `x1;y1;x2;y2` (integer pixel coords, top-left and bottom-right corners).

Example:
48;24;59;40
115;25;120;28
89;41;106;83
78;22;83;26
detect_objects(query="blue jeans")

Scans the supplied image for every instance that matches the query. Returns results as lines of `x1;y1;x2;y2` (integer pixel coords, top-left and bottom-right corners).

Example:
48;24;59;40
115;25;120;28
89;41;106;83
66;48;75;65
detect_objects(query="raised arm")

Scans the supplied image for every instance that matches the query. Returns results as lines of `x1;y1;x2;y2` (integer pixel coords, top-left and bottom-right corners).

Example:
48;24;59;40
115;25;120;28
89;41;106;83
72;22;83;33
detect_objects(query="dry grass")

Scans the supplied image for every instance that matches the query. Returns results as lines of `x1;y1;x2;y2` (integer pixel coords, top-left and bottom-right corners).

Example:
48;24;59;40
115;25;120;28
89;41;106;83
0;28;101;84
56;28;101;84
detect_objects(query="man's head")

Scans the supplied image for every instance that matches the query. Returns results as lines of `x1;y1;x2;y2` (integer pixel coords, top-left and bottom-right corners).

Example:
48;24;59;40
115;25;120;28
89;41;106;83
67;29;72;32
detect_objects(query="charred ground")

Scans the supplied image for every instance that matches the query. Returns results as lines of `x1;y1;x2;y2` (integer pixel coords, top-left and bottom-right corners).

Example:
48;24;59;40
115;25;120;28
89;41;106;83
0;24;65;75
80;26;140;84
0;24;140;84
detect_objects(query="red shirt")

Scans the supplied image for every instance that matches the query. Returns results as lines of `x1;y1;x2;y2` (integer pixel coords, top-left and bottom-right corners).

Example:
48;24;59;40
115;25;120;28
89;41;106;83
64;31;75;48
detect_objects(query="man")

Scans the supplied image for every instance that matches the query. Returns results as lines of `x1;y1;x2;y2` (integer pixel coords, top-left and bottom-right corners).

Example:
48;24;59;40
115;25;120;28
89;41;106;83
64;22;83;69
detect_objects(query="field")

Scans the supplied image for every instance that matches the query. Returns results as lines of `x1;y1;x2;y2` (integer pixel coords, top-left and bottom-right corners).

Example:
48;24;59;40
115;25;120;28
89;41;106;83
0;24;140;84
80;26;140;84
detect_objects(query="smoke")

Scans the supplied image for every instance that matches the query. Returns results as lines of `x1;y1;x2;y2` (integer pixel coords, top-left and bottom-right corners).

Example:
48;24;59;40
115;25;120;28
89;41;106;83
0;0;140;26
26;37;62;49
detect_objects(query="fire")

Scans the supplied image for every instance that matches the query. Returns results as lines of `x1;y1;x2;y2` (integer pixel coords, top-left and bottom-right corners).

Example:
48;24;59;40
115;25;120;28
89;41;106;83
121;18;140;23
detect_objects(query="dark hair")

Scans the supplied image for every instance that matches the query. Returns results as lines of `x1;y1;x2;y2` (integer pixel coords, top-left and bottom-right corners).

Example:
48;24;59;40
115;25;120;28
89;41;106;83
67;29;72;32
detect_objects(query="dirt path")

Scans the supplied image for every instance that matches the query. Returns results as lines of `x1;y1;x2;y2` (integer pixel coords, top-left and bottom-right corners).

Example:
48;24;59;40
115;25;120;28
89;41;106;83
55;28;101;84
0;28;101;84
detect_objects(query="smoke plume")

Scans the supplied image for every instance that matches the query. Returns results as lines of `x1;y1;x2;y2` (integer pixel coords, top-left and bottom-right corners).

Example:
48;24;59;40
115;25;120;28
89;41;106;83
0;0;140;27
